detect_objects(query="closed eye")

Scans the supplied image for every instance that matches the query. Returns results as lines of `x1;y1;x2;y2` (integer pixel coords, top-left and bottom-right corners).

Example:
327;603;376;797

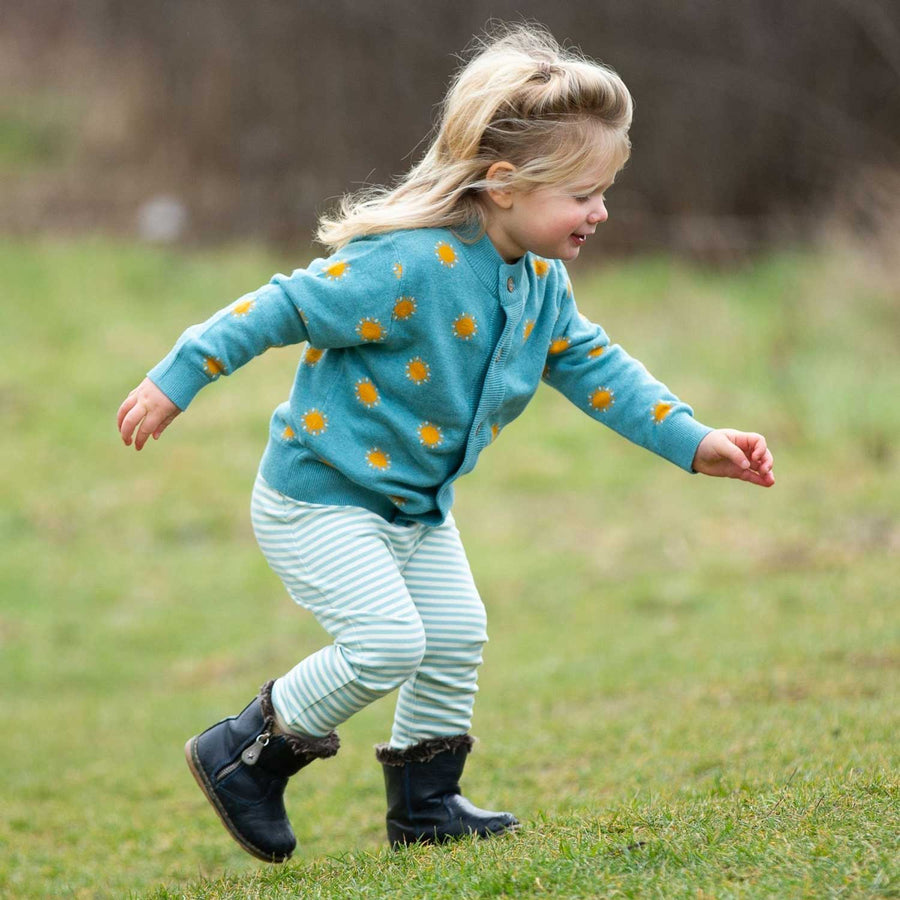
574;192;606;203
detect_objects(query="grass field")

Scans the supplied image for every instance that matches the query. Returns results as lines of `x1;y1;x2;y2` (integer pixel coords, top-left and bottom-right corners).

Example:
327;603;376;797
1;238;897;899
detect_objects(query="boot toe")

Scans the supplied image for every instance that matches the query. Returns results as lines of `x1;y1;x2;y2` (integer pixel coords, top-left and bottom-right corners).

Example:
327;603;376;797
485;810;519;835
448;794;519;837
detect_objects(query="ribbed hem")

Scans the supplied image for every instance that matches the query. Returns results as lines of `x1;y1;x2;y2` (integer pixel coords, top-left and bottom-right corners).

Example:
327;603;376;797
259;448;401;521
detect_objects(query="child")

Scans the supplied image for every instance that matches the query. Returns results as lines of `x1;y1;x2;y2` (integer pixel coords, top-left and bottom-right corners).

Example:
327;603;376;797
117;24;774;862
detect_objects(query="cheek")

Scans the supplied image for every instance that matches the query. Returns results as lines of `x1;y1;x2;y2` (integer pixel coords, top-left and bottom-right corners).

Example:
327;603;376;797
537;204;575;230
555;211;585;235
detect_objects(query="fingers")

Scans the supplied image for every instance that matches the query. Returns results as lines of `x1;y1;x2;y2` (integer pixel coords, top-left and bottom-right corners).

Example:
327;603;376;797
739;465;776;488
744;434;774;481
740;432;771;464
118;401;139;446
133;417;155;451
725;440;752;471
697;429;775;487
117;378;181;450
151;410;177;442
755;449;774;477
116;390;138;431
117;395;159;450
119;401;155;450
724;429;775;484
755;444;774;476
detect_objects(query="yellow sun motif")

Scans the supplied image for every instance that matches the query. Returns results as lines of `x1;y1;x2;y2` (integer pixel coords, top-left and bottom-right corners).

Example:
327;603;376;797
393;262;403;279
301;409;328;436
532;258;550;278
587;346;605;359
282;425;296;441
491;423;500;442
303;346;324;366
652;401;674;424
393;296;417;320
435;241;458;268
548;336;571;355
366;448;391;470
523;320;535;341
323;260;349;280
388;494;407;507
589;387;615;412
204;356;225;378
452;313;478;341
405;357;431;385
231;298;255;317
354;378;380;408
356;318;386;342
418;422;444;448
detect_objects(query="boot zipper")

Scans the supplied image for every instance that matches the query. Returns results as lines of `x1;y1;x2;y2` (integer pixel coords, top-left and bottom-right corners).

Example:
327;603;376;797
215;732;271;781
241;732;271;766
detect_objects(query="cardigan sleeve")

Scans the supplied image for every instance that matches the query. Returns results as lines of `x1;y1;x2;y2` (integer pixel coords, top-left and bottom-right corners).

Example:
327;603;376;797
147;234;401;410
541;274;712;472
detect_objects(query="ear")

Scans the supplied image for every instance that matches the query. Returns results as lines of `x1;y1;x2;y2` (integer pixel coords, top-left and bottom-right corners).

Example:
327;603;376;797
485;161;517;210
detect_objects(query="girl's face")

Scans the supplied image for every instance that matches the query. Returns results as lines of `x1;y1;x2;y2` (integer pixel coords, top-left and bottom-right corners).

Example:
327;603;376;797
484;161;615;263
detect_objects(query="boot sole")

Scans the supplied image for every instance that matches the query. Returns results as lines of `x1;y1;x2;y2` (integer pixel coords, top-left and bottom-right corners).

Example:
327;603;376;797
184;736;291;863
389;818;521;847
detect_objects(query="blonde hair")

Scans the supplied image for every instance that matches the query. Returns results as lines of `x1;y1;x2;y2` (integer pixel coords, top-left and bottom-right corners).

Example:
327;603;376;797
316;23;633;251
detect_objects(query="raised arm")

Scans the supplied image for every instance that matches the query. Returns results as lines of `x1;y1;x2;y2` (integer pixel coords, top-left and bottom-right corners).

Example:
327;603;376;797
115;233;402;450
541;277;712;472
542;272;774;487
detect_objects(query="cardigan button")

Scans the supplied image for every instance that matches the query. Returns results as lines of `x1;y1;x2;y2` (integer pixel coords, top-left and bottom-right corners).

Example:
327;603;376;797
506;277;515;292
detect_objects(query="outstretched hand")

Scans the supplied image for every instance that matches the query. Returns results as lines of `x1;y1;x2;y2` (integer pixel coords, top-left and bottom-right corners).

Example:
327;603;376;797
117;377;181;450
692;429;775;487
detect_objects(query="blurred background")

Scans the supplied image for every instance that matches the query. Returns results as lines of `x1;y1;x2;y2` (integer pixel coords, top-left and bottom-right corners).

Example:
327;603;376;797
3;0;899;259
3;5;900;896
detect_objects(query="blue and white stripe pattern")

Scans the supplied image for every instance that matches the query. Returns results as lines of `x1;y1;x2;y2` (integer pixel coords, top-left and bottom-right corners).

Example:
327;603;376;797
250;475;488;749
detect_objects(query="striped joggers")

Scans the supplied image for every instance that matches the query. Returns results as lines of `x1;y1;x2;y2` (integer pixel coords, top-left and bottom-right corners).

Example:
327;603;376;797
250;475;488;750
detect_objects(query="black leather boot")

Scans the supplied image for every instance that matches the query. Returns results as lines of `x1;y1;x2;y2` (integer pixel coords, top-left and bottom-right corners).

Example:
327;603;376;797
185;680;339;862
376;735;519;846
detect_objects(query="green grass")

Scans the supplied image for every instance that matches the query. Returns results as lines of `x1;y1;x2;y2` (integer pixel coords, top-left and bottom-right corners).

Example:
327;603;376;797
1;238;897;899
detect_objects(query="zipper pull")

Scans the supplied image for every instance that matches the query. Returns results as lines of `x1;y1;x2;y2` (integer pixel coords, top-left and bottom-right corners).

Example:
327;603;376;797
241;732;271;766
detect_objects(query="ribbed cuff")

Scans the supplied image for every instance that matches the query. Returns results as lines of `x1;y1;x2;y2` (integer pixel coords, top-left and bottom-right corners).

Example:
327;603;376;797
147;352;211;411
659;413;714;473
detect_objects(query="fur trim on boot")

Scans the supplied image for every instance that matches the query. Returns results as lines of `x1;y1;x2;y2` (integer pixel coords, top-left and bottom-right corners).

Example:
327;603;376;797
374;734;474;766
259;680;340;759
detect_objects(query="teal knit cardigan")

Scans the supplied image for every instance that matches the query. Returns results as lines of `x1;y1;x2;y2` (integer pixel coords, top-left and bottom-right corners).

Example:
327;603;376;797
148;226;712;525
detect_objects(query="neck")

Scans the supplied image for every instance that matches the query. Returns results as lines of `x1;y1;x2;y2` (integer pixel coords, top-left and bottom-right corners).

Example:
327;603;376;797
483;214;523;264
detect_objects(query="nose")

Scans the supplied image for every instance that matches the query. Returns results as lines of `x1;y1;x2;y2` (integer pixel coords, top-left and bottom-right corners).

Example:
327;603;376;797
587;199;608;225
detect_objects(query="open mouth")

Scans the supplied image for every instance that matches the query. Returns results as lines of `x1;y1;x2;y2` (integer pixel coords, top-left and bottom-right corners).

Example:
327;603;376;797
571;234;587;245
